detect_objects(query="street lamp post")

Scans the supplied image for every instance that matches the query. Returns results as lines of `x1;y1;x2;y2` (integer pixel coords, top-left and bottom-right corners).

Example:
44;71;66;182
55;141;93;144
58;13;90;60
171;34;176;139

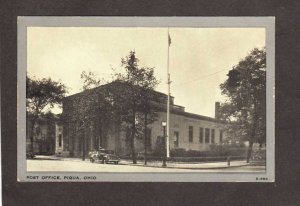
162;121;167;167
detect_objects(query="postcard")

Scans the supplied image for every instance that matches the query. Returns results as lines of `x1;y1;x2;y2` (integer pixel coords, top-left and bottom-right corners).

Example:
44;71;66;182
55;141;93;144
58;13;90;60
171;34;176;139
17;16;275;182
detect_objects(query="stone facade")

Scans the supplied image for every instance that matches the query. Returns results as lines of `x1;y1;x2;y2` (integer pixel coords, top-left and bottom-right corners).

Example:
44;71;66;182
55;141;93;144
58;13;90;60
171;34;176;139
60;83;226;157
26;116;57;154
55;123;70;156
149;111;226;152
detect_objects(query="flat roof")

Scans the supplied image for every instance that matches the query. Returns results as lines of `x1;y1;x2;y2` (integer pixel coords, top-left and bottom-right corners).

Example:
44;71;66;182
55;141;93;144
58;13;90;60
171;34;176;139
63;81;221;123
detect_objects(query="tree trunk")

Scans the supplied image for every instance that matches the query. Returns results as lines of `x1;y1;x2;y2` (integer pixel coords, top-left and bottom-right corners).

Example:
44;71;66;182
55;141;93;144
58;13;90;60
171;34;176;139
131;109;137;164
82;128;86;161
130;133;136;164
247;101;258;163
99;126;103;148
115;117;121;155
246;140;254;163
144;112;148;165
30;119;36;153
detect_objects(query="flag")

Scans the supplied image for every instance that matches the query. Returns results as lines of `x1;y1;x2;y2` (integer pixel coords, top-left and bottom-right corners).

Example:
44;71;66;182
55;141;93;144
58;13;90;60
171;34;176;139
168;33;171;46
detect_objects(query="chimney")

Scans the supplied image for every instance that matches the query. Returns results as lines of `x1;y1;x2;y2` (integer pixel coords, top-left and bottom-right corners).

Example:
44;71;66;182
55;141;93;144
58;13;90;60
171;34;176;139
215;102;220;119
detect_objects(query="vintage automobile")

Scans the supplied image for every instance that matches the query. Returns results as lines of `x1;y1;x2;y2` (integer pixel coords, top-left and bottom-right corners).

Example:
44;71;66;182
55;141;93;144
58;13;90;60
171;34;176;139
89;148;120;164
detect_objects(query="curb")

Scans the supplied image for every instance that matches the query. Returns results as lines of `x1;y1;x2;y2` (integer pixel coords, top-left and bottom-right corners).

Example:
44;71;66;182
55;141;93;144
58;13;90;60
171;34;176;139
119;163;250;170
32;156;250;170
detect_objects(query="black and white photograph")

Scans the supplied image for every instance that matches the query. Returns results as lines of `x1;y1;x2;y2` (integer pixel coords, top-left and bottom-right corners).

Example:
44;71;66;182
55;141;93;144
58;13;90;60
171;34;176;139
17;17;275;182
3;0;300;204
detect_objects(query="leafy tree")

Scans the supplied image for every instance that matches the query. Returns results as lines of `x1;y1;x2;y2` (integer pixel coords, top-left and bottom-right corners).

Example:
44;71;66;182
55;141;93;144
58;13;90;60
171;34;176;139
109;51;159;164
219;48;266;162
138;68;159;165
62;71;113;160
80;71;105;91
26;76;67;153
62;52;158;162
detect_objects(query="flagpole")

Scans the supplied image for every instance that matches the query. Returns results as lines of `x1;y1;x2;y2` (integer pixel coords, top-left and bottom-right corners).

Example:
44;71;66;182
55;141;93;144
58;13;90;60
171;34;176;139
166;28;171;158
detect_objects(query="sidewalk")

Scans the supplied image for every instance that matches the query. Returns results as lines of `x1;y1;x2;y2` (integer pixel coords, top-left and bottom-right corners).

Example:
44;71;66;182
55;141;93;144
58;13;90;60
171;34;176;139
121;160;249;170
33;155;249;170
34;155;91;162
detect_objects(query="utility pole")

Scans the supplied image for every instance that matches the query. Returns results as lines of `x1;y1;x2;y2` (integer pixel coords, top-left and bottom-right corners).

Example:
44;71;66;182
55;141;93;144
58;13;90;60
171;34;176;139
144;113;148;165
162;121;167;167
166;27;171;158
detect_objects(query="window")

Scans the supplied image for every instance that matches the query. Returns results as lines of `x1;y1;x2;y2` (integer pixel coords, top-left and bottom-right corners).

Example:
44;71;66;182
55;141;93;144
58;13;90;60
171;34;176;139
211;129;215;143
188;126;193;142
174;131;179;148
58;134;62;147
220;130;223;142
205;128;210;143
146;128;152;147
65;124;69;150
199;127;204;143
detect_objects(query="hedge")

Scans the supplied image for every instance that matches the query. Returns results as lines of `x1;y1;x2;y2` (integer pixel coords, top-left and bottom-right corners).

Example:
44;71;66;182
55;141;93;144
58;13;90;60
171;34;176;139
119;144;248;162
119;155;245;162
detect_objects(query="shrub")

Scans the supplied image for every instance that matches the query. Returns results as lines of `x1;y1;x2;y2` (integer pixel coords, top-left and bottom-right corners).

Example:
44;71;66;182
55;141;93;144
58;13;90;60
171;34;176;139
168;156;245;162
251;148;266;161
169;145;246;157
170;148;186;157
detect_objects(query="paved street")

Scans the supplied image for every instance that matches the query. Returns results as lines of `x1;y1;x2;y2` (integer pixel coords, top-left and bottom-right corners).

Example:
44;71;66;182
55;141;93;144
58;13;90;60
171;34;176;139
27;157;266;173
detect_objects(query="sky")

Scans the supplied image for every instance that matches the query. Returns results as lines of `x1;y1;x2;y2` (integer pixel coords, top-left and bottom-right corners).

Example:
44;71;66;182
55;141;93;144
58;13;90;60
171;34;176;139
27;27;265;117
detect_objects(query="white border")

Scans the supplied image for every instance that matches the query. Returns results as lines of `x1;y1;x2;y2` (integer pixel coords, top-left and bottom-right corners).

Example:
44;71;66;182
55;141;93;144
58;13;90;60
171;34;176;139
17;17;275;182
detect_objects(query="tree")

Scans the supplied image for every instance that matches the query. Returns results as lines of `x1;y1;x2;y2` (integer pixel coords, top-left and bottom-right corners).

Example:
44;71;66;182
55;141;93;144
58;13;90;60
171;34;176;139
109;51;159;164
138;68;159;165
219;47;266;163
80;71;105;91
26;76;67;153
62;71;113;160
